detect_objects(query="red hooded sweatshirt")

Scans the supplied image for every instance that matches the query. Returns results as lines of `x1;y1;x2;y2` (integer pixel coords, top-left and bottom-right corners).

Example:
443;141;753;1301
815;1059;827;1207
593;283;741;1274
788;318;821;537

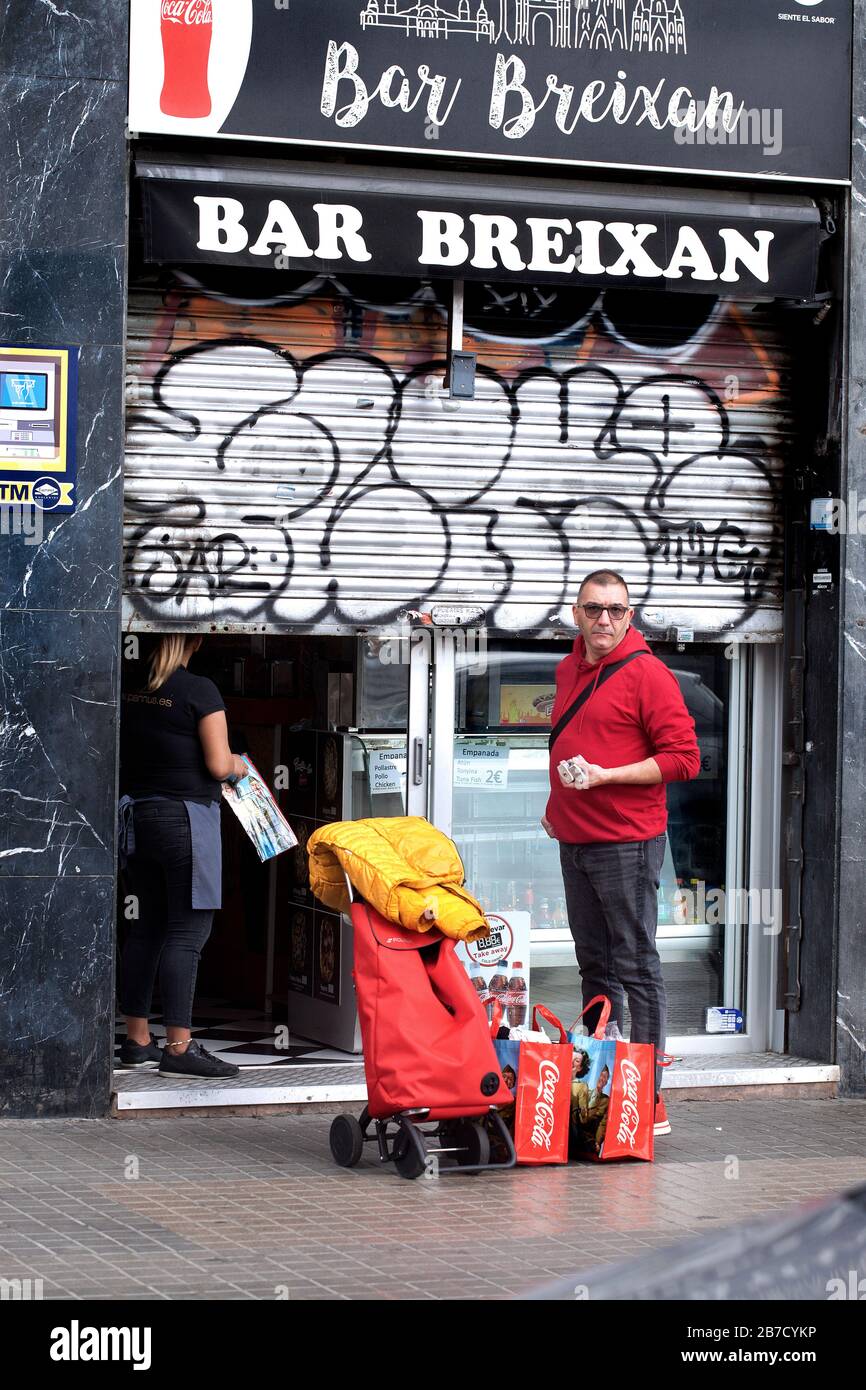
545;625;701;844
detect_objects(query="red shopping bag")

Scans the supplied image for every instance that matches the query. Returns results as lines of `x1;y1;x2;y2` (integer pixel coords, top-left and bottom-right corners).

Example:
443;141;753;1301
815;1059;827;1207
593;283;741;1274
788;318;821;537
568;995;656;1163
503;1005;572;1166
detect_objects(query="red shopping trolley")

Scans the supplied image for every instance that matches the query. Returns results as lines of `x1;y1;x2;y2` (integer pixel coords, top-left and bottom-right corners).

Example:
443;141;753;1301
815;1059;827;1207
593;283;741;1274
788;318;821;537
329;896;516;1180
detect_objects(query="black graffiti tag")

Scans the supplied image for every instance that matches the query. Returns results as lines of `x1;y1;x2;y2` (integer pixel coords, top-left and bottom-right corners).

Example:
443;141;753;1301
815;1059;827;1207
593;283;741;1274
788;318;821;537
124;286;782;632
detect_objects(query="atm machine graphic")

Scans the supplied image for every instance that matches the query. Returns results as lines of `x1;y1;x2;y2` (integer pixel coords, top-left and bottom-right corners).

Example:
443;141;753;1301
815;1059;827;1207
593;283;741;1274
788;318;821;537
0;358;59;459
0;345;77;510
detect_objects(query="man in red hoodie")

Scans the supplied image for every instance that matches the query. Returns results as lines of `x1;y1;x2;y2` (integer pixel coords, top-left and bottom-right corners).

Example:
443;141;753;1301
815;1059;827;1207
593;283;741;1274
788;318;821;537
543;569;701;1133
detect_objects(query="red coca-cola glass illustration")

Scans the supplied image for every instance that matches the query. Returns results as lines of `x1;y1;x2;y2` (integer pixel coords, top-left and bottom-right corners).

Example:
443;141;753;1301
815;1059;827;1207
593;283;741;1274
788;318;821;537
160;0;213;119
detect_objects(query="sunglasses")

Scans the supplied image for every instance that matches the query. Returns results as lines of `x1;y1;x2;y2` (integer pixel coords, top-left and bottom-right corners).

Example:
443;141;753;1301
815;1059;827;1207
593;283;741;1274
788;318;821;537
576;603;630;622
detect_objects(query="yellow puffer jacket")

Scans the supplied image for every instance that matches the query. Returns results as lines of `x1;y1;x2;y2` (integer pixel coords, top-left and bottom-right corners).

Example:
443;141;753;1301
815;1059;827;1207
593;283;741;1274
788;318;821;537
306;817;490;943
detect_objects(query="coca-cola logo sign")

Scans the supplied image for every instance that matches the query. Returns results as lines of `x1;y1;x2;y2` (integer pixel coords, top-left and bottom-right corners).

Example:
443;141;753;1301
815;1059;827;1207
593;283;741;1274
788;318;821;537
615;1058;643;1149
529;1059;560;1151
162;0;212;24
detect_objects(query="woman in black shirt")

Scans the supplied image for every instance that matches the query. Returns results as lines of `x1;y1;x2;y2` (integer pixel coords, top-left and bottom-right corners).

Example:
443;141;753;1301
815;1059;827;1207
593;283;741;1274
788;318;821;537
118;634;247;1079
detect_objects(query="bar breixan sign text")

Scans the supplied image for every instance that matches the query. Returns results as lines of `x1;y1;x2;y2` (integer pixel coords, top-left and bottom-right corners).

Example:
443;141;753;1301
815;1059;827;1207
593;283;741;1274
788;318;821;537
198;195;774;286
140;175;820;299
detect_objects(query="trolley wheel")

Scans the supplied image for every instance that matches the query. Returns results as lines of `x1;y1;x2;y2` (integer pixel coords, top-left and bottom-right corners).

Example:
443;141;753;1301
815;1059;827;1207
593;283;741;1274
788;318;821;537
451;1118;491;1170
393;1123;428;1180
330;1114;364;1168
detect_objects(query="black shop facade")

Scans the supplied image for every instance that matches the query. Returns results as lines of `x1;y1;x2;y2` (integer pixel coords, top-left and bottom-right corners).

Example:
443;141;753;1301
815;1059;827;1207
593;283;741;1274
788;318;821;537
112;0;852;1106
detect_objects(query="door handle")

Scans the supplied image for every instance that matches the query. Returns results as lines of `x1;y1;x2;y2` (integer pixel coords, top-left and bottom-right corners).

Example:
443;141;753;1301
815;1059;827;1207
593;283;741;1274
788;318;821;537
413;737;425;786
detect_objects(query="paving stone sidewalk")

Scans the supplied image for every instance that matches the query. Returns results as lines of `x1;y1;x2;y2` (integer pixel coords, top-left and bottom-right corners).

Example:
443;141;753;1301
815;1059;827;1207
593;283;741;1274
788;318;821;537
0;1098;864;1301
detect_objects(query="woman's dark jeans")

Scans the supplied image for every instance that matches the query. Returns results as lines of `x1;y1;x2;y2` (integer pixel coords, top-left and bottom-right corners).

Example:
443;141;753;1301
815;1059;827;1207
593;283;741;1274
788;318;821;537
559;834;667;1095
118;801;214;1029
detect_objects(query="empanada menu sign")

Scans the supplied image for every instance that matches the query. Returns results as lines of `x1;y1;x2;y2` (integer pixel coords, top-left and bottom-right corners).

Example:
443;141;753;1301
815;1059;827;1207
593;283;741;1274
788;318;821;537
128;0;853;183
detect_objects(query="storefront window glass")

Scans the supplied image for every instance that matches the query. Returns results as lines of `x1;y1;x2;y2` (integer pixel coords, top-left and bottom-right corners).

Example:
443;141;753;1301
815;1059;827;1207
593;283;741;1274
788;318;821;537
452;639;738;1037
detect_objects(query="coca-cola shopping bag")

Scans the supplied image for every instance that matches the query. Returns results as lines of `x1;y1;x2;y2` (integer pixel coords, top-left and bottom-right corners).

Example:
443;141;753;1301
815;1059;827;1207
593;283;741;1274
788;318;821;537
492;1004;572;1165
568;995;656;1163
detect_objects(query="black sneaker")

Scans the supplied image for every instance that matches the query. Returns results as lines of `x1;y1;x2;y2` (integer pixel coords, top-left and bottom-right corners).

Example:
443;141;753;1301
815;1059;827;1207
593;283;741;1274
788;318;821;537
117;1033;163;1070
158;1039;240;1079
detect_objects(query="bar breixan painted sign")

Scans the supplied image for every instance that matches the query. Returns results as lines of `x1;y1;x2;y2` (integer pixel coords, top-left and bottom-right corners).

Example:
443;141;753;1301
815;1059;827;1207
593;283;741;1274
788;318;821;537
139;175;821;298
128;0;853;182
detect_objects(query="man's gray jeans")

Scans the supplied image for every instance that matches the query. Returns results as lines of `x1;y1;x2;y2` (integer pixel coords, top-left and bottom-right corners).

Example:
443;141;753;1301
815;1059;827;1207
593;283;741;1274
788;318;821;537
559;833;667;1095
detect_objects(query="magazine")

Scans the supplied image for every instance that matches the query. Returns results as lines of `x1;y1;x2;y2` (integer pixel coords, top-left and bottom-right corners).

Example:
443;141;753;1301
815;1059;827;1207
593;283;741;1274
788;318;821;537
221;755;297;863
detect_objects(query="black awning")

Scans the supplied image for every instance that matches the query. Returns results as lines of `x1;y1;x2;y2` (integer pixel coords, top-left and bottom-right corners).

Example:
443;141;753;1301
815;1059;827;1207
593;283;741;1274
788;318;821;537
135;155;823;301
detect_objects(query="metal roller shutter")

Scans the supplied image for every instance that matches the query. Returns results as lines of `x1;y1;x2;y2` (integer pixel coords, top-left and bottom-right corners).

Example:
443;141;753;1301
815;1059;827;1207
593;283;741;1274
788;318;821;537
123;273;793;639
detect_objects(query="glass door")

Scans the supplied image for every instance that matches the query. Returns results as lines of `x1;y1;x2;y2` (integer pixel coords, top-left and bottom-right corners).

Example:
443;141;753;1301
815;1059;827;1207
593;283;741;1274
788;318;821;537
351;633;431;819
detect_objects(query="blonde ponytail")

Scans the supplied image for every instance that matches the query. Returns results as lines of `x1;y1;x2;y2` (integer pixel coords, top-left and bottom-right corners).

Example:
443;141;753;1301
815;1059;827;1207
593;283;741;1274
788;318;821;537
146;634;201;692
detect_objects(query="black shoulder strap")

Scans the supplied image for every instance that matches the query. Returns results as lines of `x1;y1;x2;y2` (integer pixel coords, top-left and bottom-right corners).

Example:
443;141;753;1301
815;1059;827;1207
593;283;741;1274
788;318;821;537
548;650;649;754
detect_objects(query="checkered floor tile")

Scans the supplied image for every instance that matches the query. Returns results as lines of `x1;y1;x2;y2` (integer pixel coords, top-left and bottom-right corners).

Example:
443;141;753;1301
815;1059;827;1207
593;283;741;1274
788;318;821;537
114;1003;362;1071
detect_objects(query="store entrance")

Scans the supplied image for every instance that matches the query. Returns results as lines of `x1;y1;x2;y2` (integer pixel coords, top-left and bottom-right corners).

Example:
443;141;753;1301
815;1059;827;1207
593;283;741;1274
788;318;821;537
114;626;780;1094
115;629;418;1074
